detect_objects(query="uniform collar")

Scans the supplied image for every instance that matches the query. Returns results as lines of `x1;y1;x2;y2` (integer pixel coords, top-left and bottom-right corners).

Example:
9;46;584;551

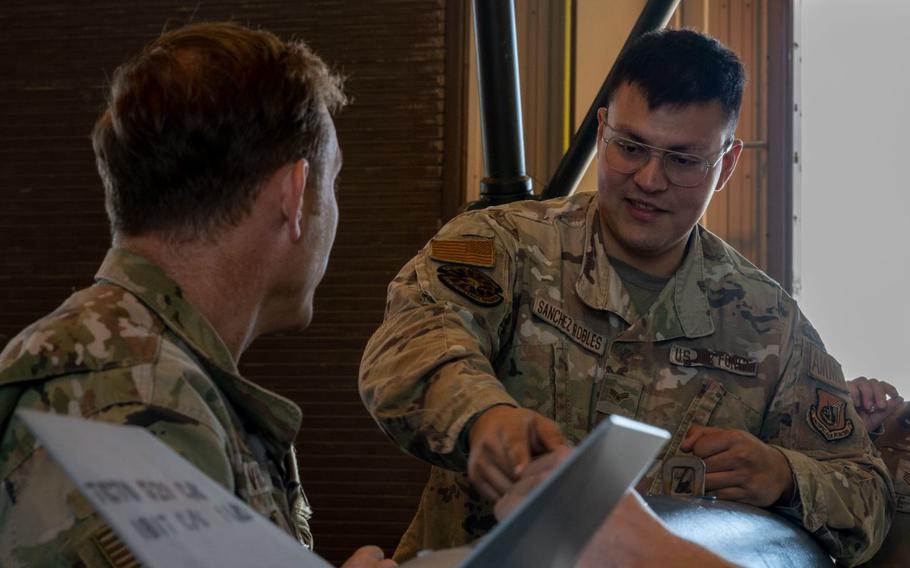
96;248;302;445
96;248;239;375
575;201;714;340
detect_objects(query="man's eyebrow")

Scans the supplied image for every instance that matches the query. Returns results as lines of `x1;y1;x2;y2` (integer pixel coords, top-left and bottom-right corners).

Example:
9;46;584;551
611;122;705;154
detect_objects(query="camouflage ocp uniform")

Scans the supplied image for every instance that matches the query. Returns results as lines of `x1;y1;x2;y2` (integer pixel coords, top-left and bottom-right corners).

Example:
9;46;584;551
359;192;894;566
866;405;910;565
0;249;313;567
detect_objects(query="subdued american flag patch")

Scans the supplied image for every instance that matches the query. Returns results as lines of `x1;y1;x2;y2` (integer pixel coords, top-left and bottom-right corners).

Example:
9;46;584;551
429;238;495;267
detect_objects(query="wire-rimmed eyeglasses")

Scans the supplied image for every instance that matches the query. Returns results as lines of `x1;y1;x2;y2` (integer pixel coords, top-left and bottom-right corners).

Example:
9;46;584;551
601;126;732;188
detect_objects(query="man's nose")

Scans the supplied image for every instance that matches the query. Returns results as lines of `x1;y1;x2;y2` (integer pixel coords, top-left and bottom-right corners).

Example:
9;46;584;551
633;153;668;193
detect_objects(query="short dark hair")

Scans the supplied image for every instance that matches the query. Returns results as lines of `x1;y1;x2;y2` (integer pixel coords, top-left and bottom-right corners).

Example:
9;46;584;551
92;22;347;239
605;29;745;128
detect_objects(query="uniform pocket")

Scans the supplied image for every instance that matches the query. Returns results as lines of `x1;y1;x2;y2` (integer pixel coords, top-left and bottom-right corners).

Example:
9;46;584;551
499;342;595;443
499;343;556;421
707;382;762;433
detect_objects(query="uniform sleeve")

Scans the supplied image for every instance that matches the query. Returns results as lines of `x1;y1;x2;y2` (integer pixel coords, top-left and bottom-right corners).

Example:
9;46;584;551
359;211;523;471
763;294;894;567
0;369;234;568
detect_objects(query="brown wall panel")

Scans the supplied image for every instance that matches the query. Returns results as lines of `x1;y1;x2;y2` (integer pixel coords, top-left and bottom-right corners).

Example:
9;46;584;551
671;0;769;271
0;1;447;563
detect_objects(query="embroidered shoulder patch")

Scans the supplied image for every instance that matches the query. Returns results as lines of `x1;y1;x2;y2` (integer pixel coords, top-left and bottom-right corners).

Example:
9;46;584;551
669;344;758;377
436;264;503;307
806;343;846;388
531;294;606;355
430;238;495;267
807;388;855;441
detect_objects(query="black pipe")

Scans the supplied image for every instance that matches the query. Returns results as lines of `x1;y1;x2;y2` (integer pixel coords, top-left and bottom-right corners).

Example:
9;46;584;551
467;0;533;209
541;0;680;200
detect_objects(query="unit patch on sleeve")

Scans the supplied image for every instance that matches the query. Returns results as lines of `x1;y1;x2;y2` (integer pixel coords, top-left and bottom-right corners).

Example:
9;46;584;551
532;294;605;355
807;388;855;441
430;238;495;267
669;344;758;377
436;264;503;307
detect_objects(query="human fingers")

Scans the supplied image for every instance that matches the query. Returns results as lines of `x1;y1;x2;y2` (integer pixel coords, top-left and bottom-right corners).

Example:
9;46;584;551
493;465;551;521
702;450;743;473
467;444;513;501
869;378;891;411
518;445;573;480
340;546;397;568
849;377;865;410
501;424;531;477
680;424;710;452
474;454;516;499
687;428;739;459
469;433;519;500
704;469;745;491
855;377;877;412
467;407;529;496
866;379;891;412
528;414;566;455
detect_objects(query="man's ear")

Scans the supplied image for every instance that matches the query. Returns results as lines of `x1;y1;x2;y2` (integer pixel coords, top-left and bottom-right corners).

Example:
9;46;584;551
597;107;608;143
714;139;744;193
282;158;308;242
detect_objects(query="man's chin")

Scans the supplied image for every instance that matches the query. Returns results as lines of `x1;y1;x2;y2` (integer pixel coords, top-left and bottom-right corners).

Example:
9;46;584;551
268;305;314;334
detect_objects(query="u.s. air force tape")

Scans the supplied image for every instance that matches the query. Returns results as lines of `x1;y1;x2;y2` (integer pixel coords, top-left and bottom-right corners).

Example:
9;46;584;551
531;294;605;355
669;344;758;377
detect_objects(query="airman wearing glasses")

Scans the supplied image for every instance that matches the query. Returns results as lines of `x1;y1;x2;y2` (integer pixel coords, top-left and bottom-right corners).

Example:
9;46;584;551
358;29;893;566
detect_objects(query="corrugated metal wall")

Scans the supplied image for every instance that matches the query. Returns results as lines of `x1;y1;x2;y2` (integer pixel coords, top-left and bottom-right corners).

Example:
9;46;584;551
0;1;448;563
672;0;769;270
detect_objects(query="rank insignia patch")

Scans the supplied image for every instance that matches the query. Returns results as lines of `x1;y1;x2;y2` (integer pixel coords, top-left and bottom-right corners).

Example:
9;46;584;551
430;238;495;267
807;388;855;441
436;264;503;306
607;388;630;403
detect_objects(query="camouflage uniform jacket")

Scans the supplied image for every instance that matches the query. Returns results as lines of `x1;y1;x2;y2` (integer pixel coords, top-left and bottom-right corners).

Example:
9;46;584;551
360;192;894;566
867;405;910;565
873;405;910;515
0;249;313;567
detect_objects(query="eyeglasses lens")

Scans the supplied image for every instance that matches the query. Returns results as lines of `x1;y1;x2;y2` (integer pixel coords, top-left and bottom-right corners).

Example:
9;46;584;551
604;138;709;187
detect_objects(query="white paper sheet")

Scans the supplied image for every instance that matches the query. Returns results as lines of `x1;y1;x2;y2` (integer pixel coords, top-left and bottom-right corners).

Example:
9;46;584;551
18;409;333;568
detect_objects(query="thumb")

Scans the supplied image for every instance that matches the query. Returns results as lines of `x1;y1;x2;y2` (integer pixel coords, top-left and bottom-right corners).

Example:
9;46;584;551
342;546;399;568
349;545;385;560
680;425;704;452
529;416;566;453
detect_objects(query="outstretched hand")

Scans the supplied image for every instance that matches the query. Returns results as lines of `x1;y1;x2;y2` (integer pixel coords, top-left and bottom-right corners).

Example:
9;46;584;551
467;406;565;501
